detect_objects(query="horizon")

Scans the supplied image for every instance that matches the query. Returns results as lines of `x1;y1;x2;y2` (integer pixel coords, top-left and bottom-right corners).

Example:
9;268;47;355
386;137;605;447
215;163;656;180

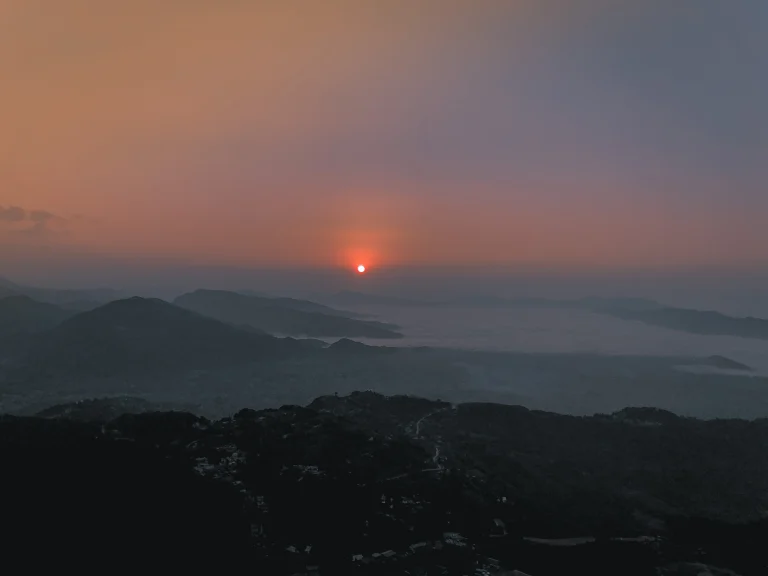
5;262;768;317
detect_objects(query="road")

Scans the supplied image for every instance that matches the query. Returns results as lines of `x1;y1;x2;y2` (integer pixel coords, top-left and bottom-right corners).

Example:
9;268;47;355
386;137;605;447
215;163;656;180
384;445;443;481
414;406;450;437
414;412;433;437
421;445;443;473
415;410;446;472
382;410;449;481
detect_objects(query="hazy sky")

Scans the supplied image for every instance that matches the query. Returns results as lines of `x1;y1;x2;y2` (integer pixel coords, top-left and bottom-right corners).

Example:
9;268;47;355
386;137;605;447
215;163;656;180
1;0;766;273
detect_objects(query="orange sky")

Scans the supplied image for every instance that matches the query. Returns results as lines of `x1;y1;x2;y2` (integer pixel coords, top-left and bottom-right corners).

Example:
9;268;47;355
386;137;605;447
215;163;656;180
1;1;766;272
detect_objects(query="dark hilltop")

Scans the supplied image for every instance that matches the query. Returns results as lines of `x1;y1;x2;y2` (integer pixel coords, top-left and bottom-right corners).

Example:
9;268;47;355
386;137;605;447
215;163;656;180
3;392;766;574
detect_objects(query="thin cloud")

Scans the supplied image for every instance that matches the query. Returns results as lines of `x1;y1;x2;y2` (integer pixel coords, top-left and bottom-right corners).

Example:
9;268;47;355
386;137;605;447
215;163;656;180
28;209;57;222
0;206;26;222
0;205;68;238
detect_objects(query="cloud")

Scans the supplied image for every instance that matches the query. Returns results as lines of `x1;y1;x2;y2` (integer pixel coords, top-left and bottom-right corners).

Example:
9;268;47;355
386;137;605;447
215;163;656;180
0;206;26;222
28;209;57;222
0;205;68;238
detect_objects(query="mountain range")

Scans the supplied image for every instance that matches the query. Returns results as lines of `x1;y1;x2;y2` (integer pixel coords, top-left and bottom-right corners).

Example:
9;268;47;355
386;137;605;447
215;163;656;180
2;292;766;420
321;291;663;310
174;289;402;339
10;297;310;378
0;276;119;309
0;295;77;337
238;289;365;317
5;275;767;340
604;307;768;340
324;291;768;340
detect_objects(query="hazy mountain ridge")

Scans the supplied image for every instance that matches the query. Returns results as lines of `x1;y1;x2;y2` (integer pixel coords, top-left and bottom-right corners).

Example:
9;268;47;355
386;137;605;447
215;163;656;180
326;291;768;341
0;285;17;299
1;288;766;422
238;290;365;317
175;289;402;339
34;396;200;421
3;393;765;574
604;307;768;340
1;326;764;420
322;291;664;310
9;297;311;378
0;295;76;337
0;276;120;307
324;290;435;307
327;338;397;354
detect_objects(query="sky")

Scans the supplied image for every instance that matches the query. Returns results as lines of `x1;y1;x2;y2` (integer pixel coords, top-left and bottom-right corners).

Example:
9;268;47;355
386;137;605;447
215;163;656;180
1;0;766;278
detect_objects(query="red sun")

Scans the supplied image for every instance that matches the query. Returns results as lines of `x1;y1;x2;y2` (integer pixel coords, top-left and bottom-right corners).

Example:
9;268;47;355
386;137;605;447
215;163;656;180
357;264;366;273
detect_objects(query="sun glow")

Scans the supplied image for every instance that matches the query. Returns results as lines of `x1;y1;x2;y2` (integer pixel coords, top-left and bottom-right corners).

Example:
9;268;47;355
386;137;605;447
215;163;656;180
357;264;366;273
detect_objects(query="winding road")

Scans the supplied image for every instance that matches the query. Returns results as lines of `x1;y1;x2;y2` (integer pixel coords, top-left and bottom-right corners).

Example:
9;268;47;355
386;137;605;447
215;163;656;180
421;445;443;473
413;407;452;471
383;407;452;481
414;406;451;437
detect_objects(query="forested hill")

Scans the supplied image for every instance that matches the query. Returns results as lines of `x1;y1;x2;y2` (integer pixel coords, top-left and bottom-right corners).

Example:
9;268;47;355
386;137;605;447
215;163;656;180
2;393;766;575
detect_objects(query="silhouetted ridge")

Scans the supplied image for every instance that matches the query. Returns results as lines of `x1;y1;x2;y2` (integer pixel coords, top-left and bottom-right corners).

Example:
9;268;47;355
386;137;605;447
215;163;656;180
0;295;75;336
604;306;768;340
611;407;682;425
0;286;17;299
237;289;363;316
705;355;752;371
175;289;402;338
35;397;173;421
0;276;119;306
327;338;394;354
325;290;434;307
19;297;306;376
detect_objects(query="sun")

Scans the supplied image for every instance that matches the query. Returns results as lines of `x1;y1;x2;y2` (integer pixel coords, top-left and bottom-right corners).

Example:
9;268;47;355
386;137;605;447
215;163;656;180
357;264;366;273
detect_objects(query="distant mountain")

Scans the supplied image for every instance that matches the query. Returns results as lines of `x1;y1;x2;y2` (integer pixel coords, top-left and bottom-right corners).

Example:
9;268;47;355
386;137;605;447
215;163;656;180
424;294;768;340
238;290;363;317
34;396;202;421
36;397;161;421
57;300;110;312
324;290;435;307
327;338;395;354
0;285;17;299
447;295;664;310
0;276;120;306
0;296;75;337
174;290;402;339
604;307;768;340
448;294;520;307
705;355;752;370
611;406;683;425
574;296;663;311
322;291;768;340
16;297;309;377
238;290;361;316
236;289;272;298
0;277;20;290
323;290;665;311
448;295;568;308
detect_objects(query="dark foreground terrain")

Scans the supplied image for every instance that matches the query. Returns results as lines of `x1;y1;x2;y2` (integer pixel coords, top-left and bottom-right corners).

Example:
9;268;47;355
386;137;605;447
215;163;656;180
2;393;766;575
